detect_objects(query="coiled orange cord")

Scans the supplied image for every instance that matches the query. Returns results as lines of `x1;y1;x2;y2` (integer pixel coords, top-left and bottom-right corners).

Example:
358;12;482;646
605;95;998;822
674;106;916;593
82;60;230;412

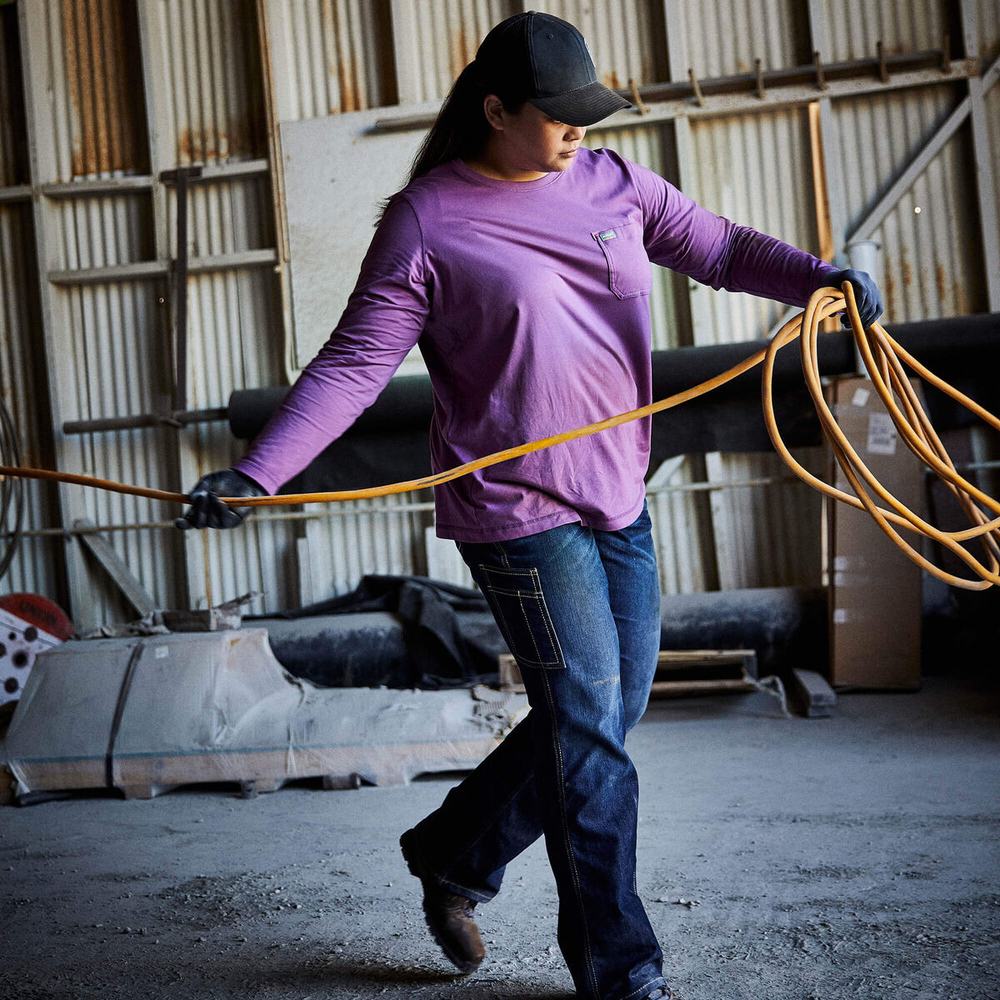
2;283;997;589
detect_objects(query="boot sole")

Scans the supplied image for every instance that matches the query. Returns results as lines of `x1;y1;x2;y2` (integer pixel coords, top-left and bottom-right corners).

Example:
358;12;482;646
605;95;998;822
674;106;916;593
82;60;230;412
399;829;483;975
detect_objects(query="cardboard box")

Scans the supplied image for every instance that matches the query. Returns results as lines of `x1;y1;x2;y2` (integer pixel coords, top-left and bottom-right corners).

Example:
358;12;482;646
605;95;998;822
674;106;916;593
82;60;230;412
824;376;923;689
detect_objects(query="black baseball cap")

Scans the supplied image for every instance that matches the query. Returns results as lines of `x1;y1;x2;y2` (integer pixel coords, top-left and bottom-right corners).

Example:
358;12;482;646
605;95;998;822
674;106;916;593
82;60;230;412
472;11;632;127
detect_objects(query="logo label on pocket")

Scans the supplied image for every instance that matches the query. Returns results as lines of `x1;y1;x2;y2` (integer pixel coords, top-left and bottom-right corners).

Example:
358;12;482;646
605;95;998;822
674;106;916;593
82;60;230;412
598;229;617;241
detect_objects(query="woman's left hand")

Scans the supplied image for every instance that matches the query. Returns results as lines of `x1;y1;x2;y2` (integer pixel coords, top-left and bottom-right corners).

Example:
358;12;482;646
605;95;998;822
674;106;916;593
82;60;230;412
826;268;884;329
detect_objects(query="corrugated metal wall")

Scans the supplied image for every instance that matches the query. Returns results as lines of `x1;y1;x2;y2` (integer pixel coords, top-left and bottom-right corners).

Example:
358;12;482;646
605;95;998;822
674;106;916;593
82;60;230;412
2;0;997;625
673;0;806;76
833;84;984;320
822;0;948;60
0;3;62;600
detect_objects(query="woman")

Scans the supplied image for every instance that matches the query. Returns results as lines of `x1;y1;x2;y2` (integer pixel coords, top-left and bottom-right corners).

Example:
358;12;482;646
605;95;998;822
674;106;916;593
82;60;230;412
178;12;882;1000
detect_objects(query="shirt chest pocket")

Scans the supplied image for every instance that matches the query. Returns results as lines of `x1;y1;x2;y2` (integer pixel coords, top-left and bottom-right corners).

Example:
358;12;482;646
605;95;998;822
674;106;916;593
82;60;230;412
592;220;652;300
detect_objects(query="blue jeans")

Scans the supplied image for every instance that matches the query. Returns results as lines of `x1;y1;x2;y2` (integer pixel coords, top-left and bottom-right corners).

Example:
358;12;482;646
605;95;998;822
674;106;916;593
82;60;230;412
408;498;668;1000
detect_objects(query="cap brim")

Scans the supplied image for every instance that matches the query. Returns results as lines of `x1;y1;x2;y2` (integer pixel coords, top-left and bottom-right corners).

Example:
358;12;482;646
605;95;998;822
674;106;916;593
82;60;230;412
529;81;632;127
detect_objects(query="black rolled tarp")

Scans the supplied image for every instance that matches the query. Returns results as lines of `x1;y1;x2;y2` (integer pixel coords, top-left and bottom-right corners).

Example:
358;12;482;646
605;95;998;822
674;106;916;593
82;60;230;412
228;313;1000;495
250;577;829;690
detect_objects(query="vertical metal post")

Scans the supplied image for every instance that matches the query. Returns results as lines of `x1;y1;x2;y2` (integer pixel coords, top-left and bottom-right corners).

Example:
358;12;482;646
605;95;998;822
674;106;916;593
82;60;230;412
845;239;882;378
17;3;91;624
959;0;1000;499
959;1;1000;311
257;0;302;385
135;0;206;611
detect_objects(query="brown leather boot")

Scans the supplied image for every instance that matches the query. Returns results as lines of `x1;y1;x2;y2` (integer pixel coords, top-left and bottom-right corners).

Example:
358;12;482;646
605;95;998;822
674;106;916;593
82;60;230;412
399;828;486;974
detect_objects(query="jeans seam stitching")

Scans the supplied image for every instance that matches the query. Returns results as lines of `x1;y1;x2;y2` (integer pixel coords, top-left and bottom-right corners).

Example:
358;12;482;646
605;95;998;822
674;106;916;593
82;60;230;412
620;975;668;1000
530;568;566;665
481;579;558;668
516;592;546;663
541;669;599;998
486;573;565;668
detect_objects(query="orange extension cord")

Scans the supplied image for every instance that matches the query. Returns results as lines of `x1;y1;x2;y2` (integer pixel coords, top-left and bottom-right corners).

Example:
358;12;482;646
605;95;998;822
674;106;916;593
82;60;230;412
2;283;998;590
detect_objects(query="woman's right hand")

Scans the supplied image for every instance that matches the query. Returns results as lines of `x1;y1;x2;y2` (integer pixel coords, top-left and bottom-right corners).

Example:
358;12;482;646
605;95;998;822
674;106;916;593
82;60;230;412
174;468;268;530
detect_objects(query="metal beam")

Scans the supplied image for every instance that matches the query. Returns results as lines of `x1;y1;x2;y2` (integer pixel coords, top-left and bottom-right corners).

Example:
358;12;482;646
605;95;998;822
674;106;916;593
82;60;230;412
840;44;999;295
968;73;1000;310
136;0;203;614
38;160;268;200
48;250;278;287
74;519;158;617
255;0;298;385
372;59;975;135
844;94;973;244
960;2;1000;310
0;184;32;203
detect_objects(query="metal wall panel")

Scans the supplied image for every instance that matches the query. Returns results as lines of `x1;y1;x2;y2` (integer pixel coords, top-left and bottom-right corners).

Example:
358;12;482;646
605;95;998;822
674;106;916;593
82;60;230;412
678;107;825;588
833;84;985;320
54;278;182;618
15;0;182;626
646;457;718;594
152;0;266;167
533;0;668;86
980;0;1000;59
264;0;395;119
392;0;519;103
821;0;948;62
58;0;149;178
685;108;820;346
299;496;430;600
705;449;825;589
0;7;60;599
669;0;806;78
184;266;299;612
8;1;997;623
137;0;301;615
56;192;152;268
0;203;63;599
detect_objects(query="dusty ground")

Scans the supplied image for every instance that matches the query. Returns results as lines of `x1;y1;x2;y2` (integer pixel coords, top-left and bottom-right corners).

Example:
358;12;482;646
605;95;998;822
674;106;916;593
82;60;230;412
1;674;998;1000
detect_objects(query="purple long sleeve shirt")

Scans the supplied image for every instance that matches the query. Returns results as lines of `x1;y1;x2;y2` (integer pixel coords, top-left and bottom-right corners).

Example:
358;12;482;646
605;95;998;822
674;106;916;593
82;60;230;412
234;147;839;542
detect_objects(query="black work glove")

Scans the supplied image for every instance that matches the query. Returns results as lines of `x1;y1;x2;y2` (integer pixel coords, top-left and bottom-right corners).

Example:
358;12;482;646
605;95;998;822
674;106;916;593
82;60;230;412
824;268;884;329
175;468;268;530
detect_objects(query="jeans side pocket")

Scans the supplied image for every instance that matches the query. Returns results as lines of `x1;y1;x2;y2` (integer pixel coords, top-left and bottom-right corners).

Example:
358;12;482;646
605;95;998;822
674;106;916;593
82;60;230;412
478;564;566;670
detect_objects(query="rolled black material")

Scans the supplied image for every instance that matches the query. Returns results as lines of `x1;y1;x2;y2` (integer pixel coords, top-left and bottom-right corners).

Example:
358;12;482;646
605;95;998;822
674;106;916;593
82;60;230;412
227;313;1000;494
253;584;826;688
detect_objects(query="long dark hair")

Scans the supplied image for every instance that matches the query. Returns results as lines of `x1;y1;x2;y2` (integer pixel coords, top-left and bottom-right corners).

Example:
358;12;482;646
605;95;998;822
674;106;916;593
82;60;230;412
374;61;530;225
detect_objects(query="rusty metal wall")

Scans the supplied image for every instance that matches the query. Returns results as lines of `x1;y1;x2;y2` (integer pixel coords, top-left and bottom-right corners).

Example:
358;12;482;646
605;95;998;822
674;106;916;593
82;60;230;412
261;0;432;599
682;97;829;588
392;0;518;103
58;0;149;177
140;0;299;616
264;0;395;118
16;0;183;625
0;5;61;599
4;1;997;621
822;0;949;61
832;83;985;319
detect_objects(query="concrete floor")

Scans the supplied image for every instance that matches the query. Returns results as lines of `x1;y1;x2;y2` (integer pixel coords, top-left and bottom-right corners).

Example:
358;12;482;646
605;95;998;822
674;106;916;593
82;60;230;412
1;674;998;1000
